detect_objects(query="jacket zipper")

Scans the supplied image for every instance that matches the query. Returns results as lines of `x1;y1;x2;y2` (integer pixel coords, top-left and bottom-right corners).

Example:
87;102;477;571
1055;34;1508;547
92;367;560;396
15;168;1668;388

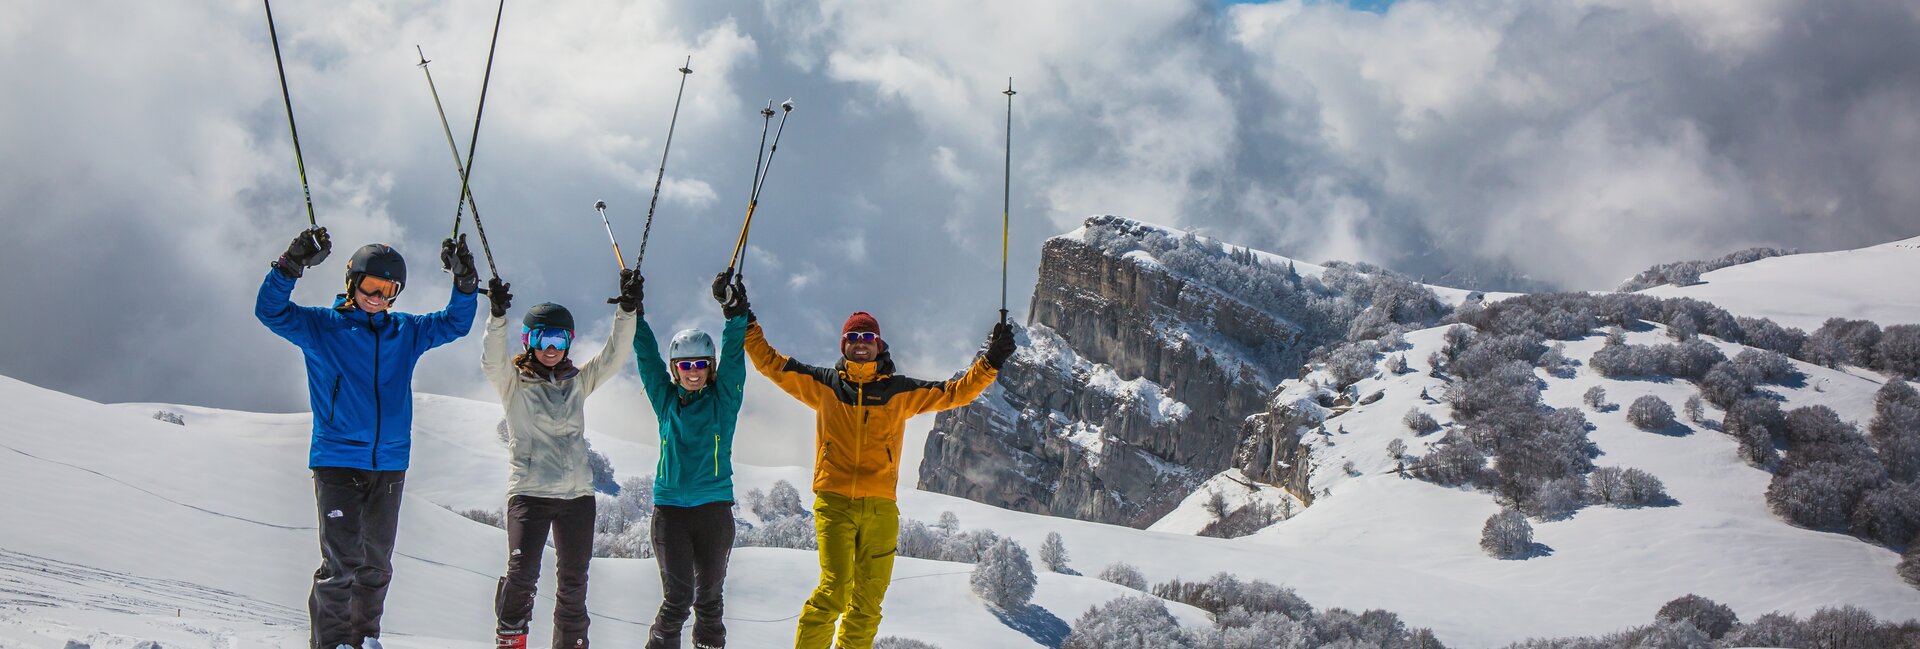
713;434;721;476
326;375;341;423
854;381;865;497
370;313;383;471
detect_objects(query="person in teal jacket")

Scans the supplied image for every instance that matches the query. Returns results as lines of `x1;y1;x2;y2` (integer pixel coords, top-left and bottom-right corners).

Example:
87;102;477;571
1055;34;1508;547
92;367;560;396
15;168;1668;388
636;273;750;649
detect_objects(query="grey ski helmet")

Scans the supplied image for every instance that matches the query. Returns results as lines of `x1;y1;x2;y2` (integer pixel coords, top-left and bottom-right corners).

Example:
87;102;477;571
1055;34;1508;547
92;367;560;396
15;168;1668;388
346;243;406;293
669;329;715;360
522;303;575;332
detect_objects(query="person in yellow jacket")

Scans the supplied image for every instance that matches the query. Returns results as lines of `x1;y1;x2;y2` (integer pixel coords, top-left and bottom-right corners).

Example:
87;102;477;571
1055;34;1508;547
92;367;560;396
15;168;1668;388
722;273;1015;649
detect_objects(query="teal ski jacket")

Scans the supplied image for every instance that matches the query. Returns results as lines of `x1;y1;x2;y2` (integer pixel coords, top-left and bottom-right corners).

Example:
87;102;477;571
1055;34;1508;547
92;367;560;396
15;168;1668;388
636;313;747;507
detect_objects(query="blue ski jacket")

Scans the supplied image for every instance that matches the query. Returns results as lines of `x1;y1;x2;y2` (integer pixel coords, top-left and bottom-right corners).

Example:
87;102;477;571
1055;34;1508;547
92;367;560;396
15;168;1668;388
255;267;477;470
637;313;748;507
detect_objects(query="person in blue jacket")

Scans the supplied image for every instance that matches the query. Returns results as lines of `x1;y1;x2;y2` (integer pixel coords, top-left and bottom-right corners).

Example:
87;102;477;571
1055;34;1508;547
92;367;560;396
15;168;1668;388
256;226;479;649
636;273;750;649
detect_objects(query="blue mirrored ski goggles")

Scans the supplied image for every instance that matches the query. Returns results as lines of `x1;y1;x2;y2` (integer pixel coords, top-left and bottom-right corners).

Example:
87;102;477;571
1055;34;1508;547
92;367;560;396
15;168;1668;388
522;327;573;351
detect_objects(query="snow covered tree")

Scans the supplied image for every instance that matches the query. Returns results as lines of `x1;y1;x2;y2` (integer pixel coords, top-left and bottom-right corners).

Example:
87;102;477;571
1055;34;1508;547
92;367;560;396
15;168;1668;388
942;528;1003;563
1386;438;1408;460
1385;354;1409;375
763;480;806;519
970;538;1036;610
1583;386;1609;410
1097;561;1148;592
1204;490;1229;518
1683;395;1705;423
1666;312;1699;341
1062;596;1193;649
1870;379;1920;482
936;511;961;535
1403;408;1440;434
496;418;511;445
1524;476;1586;521
1850;482;1920;547
459;507;504;528
1801;606;1882;649
1719;613;1807;649
1589;467;1670;508
1877;324;1920;379
152;410;185;425
1767;461;1882;531
1628;395;1676;432
1480;507;1534;559
874;638;941;649
1655;594;1738;639
1039;531;1071;573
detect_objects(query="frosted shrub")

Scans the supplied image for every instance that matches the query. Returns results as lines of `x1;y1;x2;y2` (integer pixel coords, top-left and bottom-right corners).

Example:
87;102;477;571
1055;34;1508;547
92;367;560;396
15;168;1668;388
1654;594;1738;640
458;507;504;528
1588;467;1670;508
1039;531;1071;573
970;538;1036;610
1627;395;1676;432
151;410;185;425
1097;561;1148;591
1403;409;1440;434
1479;507;1533;559
874;638;941;649
1582;386;1609;410
1062;596;1192;649
1683;395;1704;423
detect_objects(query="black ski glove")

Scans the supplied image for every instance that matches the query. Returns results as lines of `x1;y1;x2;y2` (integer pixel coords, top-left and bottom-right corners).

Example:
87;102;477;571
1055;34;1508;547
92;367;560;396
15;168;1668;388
442;234;479;294
275;227;331;278
984;321;1017;370
610;268;643;313
487;278;513;318
712;271;750;320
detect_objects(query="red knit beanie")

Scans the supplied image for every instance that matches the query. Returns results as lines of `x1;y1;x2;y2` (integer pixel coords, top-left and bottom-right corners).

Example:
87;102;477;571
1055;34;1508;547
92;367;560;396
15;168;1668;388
842;311;881;336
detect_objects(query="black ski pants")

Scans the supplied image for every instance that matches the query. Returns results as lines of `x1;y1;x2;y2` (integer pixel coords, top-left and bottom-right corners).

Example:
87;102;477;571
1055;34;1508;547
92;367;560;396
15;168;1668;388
647;501;735;648
309;467;406;649
496;494;596;648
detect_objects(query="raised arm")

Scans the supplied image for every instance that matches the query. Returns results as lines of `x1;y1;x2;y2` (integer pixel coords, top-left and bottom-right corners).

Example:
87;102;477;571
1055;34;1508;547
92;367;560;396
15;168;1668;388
717;313;749;408
633;314;677;414
255;227;334;348
414;237;480;350
744;319;832;410
578;306;636;393
903;322;1015;414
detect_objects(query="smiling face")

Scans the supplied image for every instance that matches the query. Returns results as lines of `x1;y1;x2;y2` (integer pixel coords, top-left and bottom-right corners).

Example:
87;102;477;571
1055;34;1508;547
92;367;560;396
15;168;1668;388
535;347;567;367
673;358;715;390
354;285;392;313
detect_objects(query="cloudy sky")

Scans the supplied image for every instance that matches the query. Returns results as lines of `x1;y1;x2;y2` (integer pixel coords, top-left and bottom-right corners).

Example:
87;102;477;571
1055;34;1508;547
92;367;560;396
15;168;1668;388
3;0;1917;466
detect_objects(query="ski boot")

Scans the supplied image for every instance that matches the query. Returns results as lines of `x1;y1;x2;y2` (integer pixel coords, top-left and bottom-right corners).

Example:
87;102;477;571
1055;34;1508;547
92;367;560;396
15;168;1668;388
495;631;528;649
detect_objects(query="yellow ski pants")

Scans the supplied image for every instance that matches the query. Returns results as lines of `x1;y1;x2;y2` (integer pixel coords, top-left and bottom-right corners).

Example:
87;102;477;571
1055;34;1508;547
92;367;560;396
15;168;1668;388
794;492;900;649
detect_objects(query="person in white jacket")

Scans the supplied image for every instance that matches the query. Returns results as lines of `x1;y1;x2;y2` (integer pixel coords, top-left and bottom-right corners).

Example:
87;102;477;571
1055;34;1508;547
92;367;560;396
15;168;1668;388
481;271;641;649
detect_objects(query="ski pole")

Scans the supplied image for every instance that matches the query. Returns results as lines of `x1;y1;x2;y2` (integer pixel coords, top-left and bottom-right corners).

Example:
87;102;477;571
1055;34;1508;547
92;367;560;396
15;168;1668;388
1000;78;1015;325
451;0;507;284
416;46;485;239
262;0;317;226
724;101;777;277
594;200;627;270
729;99;794;276
635;56;693;271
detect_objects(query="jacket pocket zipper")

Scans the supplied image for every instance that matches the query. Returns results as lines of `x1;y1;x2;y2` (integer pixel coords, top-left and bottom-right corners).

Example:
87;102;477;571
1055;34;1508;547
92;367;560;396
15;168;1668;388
325;375;342;423
713;434;721;476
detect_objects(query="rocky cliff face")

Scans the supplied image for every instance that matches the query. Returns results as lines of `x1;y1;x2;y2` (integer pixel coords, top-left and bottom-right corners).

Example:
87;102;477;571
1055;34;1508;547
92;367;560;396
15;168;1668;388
918;216;1323;527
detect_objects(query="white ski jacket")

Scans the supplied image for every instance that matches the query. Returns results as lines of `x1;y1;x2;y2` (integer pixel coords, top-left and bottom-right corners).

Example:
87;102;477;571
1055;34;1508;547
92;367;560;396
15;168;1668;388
482;308;635;500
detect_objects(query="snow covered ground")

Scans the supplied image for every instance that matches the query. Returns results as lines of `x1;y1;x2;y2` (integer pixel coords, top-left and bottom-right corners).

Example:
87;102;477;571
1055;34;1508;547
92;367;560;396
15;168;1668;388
1641;234;1920;330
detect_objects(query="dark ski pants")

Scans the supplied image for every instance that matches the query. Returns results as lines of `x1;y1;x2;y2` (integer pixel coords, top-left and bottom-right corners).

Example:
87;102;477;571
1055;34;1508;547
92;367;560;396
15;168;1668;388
496;494;596;648
309;467;406;649
647;501;735;648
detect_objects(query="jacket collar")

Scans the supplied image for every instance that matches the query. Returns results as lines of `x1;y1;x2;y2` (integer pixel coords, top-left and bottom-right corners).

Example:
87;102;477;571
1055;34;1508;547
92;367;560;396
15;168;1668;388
333;295;391;327
836;350;896;383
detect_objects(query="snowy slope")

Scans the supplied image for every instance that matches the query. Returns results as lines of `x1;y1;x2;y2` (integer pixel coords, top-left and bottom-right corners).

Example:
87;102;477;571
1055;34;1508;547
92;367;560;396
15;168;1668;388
7;321;1917;649
0;375;1211;649
1145;323;1920;640
1640;235;1920;331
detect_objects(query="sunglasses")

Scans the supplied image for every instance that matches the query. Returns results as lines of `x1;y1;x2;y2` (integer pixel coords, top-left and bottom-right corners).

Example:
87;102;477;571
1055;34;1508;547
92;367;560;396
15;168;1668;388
843;331;880;343
674;359;712;371
357;275;402;300
522;327;573;351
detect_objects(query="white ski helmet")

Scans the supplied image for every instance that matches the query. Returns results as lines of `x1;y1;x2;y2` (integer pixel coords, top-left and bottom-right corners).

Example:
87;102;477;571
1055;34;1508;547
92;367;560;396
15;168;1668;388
669;329;715;360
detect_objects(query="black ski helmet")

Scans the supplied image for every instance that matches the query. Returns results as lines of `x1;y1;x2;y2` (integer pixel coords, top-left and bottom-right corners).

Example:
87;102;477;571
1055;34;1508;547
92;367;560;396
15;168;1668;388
345;244;407;291
522;302;574;332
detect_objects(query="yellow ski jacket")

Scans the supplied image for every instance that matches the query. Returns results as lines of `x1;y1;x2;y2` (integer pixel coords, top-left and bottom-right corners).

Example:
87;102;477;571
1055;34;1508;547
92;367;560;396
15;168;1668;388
745;320;997;501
